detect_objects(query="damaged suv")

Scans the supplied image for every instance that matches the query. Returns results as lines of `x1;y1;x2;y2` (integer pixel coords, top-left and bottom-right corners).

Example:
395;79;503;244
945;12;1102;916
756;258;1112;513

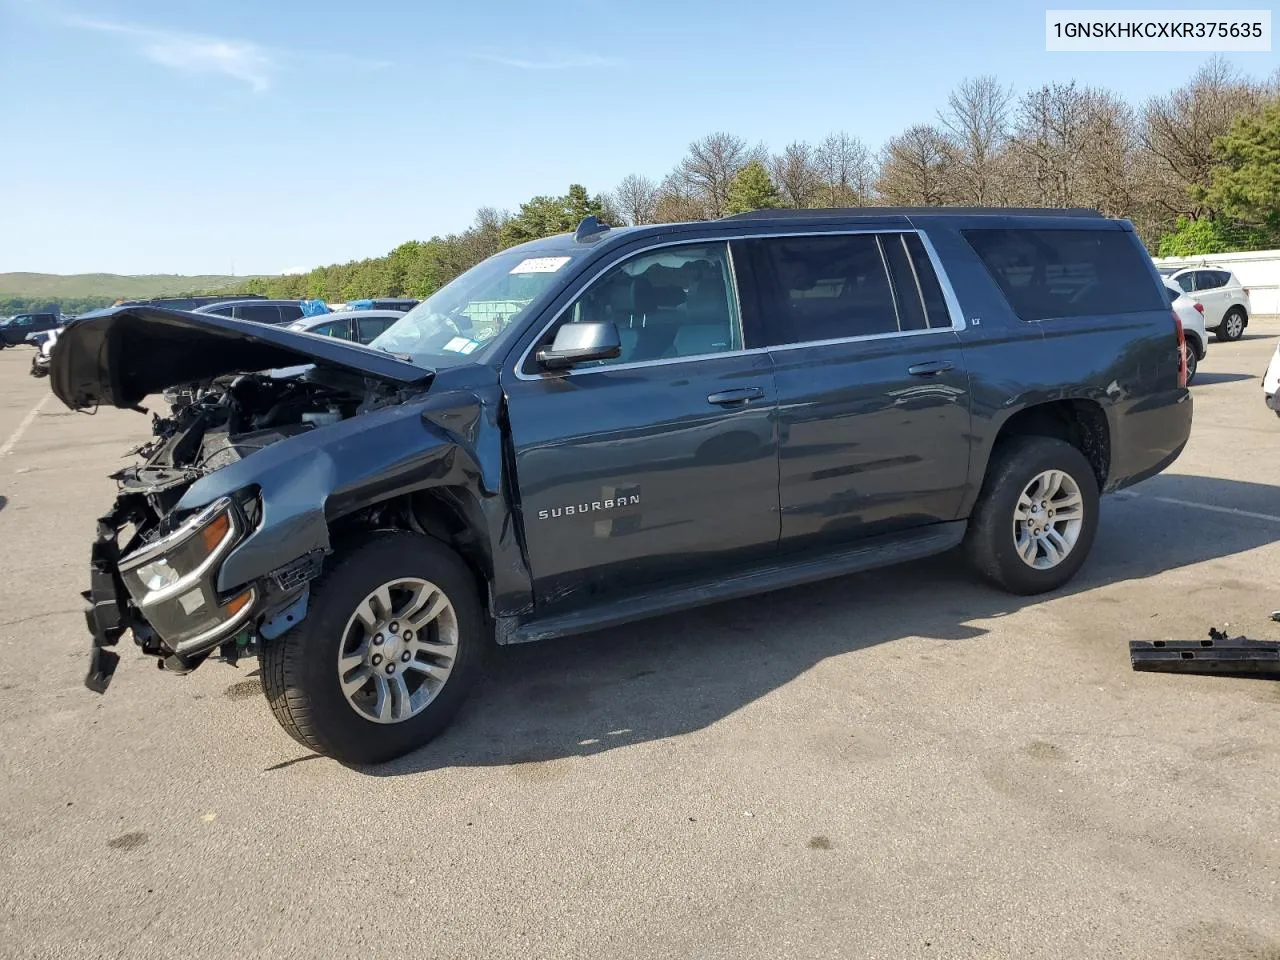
53;209;1192;764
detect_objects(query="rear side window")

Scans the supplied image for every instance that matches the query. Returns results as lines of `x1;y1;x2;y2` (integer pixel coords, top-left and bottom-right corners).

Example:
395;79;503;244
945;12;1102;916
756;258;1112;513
277;304;304;323
963;228;1165;320
883;233;953;331
905;234;952;328
308;319;354;340
236;304;284;324
760;234;898;343
356;316;396;342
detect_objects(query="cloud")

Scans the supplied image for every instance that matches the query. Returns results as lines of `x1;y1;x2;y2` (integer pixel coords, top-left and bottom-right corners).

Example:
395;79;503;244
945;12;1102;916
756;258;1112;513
467;51;617;70
64;16;275;92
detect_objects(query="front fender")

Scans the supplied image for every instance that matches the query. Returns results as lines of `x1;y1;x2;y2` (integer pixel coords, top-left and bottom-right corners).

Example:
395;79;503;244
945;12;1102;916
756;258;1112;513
172;387;508;594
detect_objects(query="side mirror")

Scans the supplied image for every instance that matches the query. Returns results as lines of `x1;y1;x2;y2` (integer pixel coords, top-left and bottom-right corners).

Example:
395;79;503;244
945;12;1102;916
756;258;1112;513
535;321;621;370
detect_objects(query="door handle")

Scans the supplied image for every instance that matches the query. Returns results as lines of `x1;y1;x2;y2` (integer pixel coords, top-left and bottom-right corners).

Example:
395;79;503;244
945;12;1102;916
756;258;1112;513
907;360;955;377
706;386;764;406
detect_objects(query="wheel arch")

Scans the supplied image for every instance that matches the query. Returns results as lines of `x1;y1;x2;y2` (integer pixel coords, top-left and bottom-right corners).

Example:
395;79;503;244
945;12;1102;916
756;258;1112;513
978;398;1111;497
326;486;495;618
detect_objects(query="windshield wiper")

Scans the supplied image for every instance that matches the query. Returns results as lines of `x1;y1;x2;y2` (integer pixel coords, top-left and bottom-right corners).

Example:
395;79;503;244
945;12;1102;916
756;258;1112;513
377;346;416;363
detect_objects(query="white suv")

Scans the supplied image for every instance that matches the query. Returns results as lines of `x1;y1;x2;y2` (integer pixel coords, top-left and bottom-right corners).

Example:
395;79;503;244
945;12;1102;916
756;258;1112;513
1265;342;1280;418
1159;266;1252;342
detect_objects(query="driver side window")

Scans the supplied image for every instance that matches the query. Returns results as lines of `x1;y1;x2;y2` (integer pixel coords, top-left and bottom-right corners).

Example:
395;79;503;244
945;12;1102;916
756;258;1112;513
556;242;742;367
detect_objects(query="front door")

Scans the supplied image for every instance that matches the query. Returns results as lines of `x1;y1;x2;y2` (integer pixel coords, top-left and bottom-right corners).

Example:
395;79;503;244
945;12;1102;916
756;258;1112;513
503;241;780;610
745;230;972;550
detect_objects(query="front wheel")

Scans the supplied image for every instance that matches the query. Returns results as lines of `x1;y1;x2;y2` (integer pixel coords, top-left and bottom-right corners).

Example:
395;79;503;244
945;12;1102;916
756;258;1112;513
260;532;486;764
964;437;1100;595
1216;308;1246;342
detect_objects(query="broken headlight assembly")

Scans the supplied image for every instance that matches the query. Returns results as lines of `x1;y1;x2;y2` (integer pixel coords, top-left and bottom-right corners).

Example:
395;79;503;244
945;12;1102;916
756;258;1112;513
118;496;258;656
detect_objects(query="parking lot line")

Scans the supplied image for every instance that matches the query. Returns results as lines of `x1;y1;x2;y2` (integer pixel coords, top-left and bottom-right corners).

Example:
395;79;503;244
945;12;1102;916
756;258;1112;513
1138;493;1280;525
0;394;49;458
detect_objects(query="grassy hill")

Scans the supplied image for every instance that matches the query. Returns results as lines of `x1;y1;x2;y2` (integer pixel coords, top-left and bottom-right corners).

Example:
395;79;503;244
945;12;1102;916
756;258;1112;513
0;272;272;300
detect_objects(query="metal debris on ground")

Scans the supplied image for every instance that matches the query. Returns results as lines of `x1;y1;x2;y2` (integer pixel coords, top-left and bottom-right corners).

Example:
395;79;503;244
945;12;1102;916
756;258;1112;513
1130;628;1280;679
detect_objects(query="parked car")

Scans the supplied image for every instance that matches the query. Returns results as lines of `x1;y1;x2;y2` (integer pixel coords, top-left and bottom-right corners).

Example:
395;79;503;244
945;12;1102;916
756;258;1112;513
1163;280;1206;384
1264;342;1280;418
29;327;59;378
192;299;308;325
115;294;267;312
53;207;1192;763
287;309;404;345
0;312;62;347
344;298;420;313
1158;265;1252;342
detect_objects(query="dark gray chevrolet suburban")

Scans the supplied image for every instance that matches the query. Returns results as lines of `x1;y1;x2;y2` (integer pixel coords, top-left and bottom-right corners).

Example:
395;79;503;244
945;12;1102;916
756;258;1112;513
52;208;1193;763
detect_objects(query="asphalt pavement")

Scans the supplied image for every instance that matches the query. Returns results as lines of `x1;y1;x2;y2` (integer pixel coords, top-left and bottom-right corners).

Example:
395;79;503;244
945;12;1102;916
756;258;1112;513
1;326;1278;959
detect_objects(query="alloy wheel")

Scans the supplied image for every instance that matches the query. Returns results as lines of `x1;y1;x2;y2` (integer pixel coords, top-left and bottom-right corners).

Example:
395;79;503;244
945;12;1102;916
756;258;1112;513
336;577;458;724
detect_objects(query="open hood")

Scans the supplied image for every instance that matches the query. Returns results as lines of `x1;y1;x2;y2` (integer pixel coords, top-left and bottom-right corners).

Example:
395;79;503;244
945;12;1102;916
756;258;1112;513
50;305;432;410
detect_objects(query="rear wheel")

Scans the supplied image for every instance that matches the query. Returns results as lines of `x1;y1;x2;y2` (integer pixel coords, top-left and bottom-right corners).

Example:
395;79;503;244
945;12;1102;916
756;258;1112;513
261;532;486;764
964;437;1100;595
1217;308;1246;342
1184;342;1198;384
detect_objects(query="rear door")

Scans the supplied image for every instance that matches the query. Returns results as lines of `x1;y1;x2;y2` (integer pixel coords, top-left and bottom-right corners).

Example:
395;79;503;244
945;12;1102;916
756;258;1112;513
1192;270;1230;326
503;240;780;609
747;230;972;549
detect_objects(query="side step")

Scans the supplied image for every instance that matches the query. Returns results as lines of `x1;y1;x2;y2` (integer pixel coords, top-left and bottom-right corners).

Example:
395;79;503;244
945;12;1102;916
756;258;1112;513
505;521;967;644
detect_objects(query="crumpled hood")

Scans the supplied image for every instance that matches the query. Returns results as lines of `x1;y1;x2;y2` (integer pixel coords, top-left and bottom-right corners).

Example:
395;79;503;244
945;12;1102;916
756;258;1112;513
50;305;431;410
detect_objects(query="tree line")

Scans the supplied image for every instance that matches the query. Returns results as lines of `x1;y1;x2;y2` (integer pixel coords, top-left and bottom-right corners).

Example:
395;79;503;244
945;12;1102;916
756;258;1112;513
8;58;1277;316
237;59;1276;306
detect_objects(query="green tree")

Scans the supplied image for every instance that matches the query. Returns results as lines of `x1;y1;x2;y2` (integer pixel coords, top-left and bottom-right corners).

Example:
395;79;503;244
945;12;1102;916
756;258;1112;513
1199;99;1280;240
724;160;782;214
1156;216;1272;256
500;184;614;246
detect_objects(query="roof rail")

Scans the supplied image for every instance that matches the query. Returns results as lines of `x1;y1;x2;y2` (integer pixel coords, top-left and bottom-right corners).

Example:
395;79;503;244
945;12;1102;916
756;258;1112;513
574;215;611;241
720;206;1105;220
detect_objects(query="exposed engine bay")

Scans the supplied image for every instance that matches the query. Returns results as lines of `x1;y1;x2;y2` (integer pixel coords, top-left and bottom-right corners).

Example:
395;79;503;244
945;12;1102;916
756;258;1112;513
122;372;363;510
86;369;403;685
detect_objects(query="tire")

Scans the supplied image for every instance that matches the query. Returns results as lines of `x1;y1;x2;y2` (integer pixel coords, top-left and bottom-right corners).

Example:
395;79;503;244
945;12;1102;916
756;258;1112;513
1184;343;1198;384
1216;308;1246;342
261;532;487;764
964;436;1100;595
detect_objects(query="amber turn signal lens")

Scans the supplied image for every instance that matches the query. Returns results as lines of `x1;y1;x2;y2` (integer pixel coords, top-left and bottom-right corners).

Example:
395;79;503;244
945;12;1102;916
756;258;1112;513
199;512;231;553
221;588;254;616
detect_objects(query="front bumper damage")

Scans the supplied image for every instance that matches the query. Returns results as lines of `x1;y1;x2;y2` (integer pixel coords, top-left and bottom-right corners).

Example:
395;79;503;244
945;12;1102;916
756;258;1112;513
84;518;130;693
82;495;323;693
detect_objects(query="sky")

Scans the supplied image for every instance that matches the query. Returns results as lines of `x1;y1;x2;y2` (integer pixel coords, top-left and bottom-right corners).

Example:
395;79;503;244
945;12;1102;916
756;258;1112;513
0;0;1275;276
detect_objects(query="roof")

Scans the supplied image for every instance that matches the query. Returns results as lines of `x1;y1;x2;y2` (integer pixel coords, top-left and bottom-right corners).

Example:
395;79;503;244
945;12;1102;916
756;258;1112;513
720;206;1106;220
192;299;305;311
291;309;405;326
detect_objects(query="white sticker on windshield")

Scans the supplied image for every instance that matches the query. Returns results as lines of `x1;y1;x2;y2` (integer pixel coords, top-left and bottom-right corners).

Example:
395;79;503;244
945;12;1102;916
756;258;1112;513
443;336;481;354
510;256;571;275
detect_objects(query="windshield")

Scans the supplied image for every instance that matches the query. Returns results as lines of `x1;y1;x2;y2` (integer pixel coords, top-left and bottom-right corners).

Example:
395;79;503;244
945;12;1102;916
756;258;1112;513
369;249;576;368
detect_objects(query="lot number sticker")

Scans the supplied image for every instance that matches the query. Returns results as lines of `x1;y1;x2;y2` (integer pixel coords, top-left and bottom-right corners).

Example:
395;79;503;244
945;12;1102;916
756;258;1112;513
443;336;481;354
510;256;571;274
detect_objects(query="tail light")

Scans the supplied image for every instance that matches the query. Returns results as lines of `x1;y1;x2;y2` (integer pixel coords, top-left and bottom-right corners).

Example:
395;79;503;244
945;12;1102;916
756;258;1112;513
1194;302;1204;314
1173;310;1187;388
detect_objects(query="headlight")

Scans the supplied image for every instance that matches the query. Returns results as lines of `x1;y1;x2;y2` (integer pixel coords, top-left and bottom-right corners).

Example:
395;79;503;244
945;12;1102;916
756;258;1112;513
119;497;258;655
122;500;236;598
